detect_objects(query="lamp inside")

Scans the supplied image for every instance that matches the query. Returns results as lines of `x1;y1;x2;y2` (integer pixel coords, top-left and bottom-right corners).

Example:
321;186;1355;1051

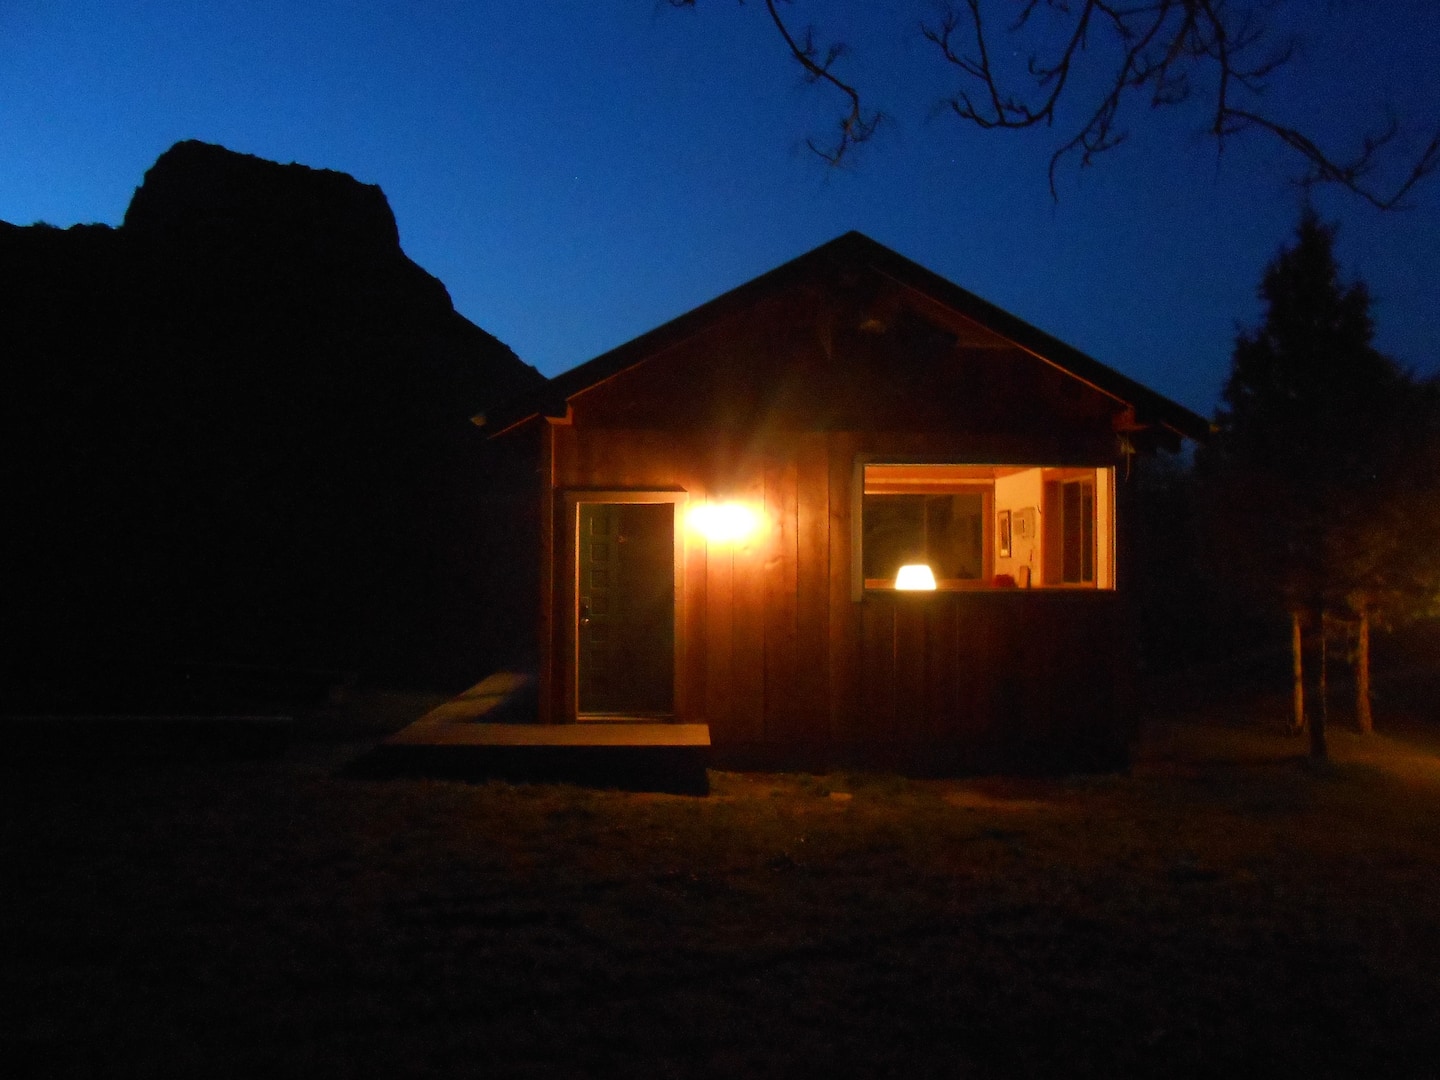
894;563;937;591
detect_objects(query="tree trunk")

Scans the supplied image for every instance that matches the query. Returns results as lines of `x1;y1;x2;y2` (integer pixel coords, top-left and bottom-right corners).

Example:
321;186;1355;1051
1355;610;1373;735
1309;610;1329;760
1291;610;1306;734
1318;611;1330;727
1309;692;1329;760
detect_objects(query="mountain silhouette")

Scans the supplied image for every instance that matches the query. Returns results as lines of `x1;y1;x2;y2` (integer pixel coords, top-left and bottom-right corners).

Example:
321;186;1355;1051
3;141;543;707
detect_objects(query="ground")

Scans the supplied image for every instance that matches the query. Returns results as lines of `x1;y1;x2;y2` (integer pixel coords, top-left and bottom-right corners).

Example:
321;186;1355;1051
3;697;1439;1078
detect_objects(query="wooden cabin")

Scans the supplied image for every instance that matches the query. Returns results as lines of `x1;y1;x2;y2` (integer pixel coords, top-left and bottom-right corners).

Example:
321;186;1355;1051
480;232;1208;773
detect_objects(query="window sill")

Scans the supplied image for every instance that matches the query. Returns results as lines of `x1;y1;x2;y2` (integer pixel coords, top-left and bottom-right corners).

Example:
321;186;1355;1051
862;581;1110;594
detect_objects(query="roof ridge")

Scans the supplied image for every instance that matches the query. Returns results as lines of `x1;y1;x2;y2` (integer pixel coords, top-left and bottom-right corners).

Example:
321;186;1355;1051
482;232;1208;442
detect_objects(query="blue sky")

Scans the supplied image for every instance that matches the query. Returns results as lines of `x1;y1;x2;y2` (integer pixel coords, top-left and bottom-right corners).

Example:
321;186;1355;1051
2;1;1437;415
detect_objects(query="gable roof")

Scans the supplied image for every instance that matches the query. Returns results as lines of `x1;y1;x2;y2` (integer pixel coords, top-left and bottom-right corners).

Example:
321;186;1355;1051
481;231;1210;443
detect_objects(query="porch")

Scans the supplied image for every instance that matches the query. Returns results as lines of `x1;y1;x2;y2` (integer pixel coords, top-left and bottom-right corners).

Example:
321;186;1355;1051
366;673;710;794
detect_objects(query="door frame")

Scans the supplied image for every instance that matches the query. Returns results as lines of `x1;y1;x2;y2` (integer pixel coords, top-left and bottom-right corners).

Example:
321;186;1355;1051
560;490;688;722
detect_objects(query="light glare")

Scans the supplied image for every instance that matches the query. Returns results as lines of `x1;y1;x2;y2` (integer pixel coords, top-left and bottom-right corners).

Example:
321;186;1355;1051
689;502;760;544
895;563;937;590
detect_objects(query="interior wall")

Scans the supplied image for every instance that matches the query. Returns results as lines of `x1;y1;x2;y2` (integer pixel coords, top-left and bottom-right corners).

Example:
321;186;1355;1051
994;468;1043;586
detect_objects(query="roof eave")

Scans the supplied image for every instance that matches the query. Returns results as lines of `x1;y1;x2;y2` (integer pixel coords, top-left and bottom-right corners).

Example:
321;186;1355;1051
482;231;1212;445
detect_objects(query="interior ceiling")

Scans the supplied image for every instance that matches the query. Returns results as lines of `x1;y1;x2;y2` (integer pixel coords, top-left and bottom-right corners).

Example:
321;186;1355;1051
865;464;1032;486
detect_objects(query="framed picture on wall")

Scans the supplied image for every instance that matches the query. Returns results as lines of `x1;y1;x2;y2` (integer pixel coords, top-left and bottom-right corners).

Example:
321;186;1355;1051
998;509;1012;559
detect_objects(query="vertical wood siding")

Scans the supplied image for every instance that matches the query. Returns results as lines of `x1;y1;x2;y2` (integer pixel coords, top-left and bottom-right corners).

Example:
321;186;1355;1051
528;278;1138;770
546;421;1127;770
843;591;1126;772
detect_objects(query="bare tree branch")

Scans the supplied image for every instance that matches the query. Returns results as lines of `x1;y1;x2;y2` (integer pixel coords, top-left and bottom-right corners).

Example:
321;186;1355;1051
667;0;1439;207
1222;108;1440;210
666;0;881;165
925;0;1440;206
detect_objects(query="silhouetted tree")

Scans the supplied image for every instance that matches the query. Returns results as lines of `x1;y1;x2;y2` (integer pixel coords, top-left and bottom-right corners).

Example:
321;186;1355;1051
1201;209;1440;755
668;1;1439;206
1321;376;1440;732
1128;451;1200;670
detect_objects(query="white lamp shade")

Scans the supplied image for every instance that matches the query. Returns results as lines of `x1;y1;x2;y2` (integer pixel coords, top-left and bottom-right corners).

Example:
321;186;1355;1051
894;564;937;590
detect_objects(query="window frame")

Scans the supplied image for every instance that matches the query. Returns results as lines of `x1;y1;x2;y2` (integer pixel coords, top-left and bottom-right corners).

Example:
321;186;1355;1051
853;460;1115;598
859;486;994;592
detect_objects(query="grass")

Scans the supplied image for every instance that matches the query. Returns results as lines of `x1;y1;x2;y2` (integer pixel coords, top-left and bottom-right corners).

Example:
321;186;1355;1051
4;699;1440;1078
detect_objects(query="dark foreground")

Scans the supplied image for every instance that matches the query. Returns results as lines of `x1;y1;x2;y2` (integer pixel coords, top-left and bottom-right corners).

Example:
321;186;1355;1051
4;700;1439;1078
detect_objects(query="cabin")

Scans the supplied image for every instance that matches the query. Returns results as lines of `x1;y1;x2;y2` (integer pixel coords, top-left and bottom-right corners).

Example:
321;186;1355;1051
478;232;1208;774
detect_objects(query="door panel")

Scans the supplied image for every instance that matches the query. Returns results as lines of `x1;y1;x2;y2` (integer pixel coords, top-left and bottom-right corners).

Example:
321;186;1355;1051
577;502;675;715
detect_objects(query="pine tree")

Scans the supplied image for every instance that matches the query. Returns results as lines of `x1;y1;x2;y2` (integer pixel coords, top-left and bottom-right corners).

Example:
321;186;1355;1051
1202;210;1436;755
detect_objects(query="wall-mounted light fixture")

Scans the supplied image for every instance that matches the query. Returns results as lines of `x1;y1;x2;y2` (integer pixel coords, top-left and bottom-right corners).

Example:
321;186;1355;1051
688;501;761;545
894;563;937;590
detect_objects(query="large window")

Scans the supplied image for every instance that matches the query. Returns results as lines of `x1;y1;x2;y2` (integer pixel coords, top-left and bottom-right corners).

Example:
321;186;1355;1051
860;464;1114;591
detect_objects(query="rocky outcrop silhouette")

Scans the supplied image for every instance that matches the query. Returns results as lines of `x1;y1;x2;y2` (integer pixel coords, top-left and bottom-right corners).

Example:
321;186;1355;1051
3;141;543;703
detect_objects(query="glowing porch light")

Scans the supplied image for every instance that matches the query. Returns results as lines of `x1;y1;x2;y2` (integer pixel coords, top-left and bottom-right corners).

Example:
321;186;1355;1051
894;563;937;591
688;501;760;544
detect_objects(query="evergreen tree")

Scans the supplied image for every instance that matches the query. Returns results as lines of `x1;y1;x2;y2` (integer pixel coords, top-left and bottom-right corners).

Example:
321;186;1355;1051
1325;376;1440;732
1201;210;1438;755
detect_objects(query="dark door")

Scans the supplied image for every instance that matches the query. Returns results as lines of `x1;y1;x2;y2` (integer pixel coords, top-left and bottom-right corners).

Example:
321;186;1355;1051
577;502;675;716
1060;478;1096;584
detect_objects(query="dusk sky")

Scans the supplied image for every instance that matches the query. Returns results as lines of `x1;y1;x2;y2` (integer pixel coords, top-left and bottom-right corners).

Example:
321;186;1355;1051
3;1;1437;416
